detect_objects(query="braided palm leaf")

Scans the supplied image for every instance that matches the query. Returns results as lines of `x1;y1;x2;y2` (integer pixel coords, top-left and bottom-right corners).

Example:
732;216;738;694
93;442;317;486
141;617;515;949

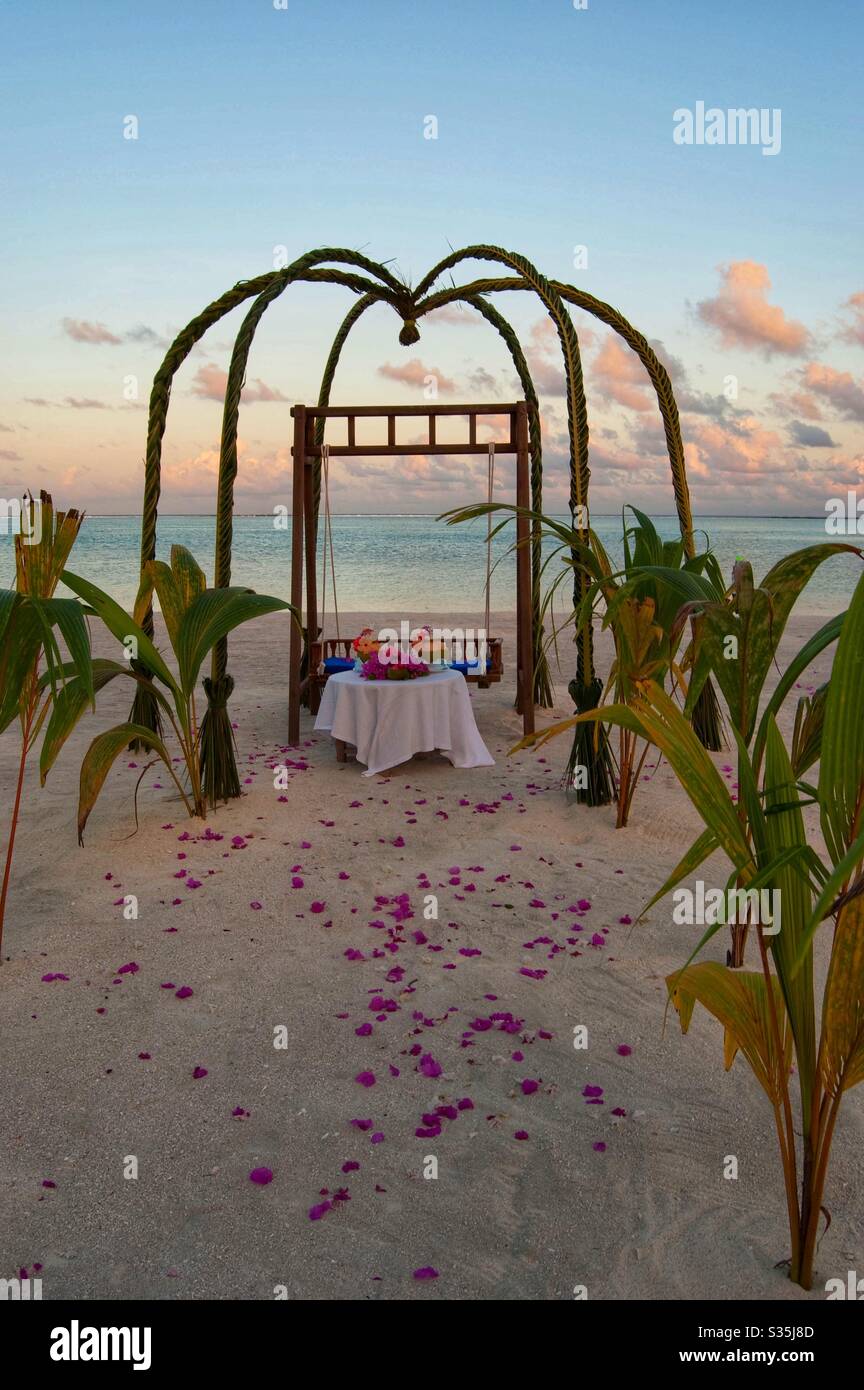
416;246;613;805
417;270;722;749
129;249;407;751
456;295;552;708
312;289;554;707
415;247;594;687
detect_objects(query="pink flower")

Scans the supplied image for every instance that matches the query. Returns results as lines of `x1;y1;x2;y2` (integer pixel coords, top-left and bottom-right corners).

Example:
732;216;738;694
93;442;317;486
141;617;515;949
616;1044;633;1056
413;1266;439;1280
418;1053;442;1078
250;901;263;911
117;962;139;975
192;1066;208;1080
593;1142;607;1153
521;1079;540;1095
355;1071;376;1088
249;1167;273;1185
310;901;326;914
308;1200;331;1221
514;1130;529;1141
175;986;193;999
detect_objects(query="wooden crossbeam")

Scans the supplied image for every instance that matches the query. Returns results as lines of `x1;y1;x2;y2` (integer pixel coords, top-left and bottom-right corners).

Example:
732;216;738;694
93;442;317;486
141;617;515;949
296;403;518;419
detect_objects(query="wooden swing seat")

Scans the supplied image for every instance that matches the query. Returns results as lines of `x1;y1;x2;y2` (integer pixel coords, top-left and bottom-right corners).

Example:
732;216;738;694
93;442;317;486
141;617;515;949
307;634;504;694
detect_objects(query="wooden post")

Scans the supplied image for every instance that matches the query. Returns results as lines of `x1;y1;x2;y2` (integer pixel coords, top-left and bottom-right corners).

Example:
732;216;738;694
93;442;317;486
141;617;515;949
515;402;534;737
288;405;306;743
303;414;320;714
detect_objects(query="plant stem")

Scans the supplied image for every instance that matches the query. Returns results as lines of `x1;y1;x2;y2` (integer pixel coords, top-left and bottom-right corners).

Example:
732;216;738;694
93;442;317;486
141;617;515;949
0;695;36;963
798;1092;841;1289
756;923;801;1277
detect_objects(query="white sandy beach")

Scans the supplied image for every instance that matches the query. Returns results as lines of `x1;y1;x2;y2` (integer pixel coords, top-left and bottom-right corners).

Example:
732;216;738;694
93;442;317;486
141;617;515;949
1;610;861;1300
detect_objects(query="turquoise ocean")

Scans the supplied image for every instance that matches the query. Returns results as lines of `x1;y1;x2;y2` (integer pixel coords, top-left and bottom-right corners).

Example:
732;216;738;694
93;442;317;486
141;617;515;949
1;514;860;618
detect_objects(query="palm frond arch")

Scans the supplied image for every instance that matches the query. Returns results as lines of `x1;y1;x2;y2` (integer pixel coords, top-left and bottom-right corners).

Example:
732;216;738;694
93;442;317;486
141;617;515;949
130;244;717;807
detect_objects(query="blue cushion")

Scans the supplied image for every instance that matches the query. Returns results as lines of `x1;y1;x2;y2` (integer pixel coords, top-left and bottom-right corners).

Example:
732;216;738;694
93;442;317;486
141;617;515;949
323;656;354;673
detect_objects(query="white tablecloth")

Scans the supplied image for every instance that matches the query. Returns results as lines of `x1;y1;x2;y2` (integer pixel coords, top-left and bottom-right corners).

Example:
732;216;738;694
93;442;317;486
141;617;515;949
314;669;495;777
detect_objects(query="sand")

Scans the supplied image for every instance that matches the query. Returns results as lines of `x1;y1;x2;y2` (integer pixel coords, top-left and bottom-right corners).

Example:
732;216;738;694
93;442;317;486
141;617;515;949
1;610;861;1301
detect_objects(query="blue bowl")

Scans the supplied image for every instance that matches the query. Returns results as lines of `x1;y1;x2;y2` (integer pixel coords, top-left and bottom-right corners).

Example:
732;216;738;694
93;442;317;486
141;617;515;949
323;657;354;674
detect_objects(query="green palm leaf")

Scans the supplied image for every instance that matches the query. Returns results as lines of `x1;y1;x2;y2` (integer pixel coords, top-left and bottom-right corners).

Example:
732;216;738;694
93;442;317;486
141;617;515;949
175;589;295;696
819;571;864;866
77;722;186;843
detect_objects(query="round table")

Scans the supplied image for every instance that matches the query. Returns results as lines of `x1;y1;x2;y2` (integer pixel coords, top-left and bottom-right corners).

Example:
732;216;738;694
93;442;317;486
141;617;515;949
314;669;495;777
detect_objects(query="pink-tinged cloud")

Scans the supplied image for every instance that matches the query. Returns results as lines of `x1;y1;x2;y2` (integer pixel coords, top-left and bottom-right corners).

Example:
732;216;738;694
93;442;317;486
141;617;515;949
696;262;810;357
769;386;825;421
424;306;478;327
801;362;864;421
190;363;289;403
377;358;456;394
838;292;864;347
593;336;653;412
524;317;597;397
161;443;289;499
61;317;122;346
685;416;786;478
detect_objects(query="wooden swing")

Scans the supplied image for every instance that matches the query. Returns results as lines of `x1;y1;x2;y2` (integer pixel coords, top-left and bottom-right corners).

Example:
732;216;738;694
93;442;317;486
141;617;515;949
292;402;533;741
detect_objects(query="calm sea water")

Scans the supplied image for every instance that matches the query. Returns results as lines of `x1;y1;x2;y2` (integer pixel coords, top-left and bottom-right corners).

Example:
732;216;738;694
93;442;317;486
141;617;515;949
1;514;860;617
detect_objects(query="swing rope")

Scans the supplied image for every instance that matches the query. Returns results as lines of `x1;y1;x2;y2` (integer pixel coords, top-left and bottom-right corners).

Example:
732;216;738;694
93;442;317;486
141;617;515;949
319;442;340;652
483;441;494;665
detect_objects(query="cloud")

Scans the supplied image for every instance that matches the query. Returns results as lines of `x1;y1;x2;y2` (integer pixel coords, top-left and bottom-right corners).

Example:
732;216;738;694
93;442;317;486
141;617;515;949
525;317;596;397
685;416;787;477
838;292;864;347
787;420;837;448
696;261;810;356
424;306;478;327
22;396;111;410
466;366;500;394
593;335;654;412
61;317;123;346
377;358;456;393
0;449;22;461
801;362;864;421
125;323;170;349
768;386;824;420
190;363;289;403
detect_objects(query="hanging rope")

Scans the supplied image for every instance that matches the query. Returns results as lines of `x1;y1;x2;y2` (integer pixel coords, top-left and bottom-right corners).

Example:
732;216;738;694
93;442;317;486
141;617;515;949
319;442;340;648
484;442;494;665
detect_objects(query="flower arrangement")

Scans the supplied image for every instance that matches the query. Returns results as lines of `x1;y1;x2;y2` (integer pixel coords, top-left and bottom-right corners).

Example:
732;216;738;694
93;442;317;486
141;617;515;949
361;652;429;681
352;627;380;661
410;624;448;667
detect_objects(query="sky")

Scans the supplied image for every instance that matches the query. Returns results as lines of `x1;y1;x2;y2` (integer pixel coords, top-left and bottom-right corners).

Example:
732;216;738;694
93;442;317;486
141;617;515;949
1;0;862;517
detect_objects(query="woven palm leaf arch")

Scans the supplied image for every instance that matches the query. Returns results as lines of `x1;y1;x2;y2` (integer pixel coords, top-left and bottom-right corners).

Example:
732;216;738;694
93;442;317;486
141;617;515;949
130;242;717;810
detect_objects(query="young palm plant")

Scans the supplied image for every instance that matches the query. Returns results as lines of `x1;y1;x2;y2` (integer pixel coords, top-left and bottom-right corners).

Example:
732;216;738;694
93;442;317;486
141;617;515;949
444;502;722;823
43;546;297;839
0;493;92;960
517;564;864;1289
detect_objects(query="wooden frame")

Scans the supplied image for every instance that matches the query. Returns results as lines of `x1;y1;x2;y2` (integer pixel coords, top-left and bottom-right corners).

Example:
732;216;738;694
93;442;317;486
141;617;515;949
287;401;535;744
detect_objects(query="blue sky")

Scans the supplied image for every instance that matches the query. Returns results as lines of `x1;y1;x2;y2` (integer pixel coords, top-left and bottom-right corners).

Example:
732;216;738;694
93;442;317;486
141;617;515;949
1;0;862;514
